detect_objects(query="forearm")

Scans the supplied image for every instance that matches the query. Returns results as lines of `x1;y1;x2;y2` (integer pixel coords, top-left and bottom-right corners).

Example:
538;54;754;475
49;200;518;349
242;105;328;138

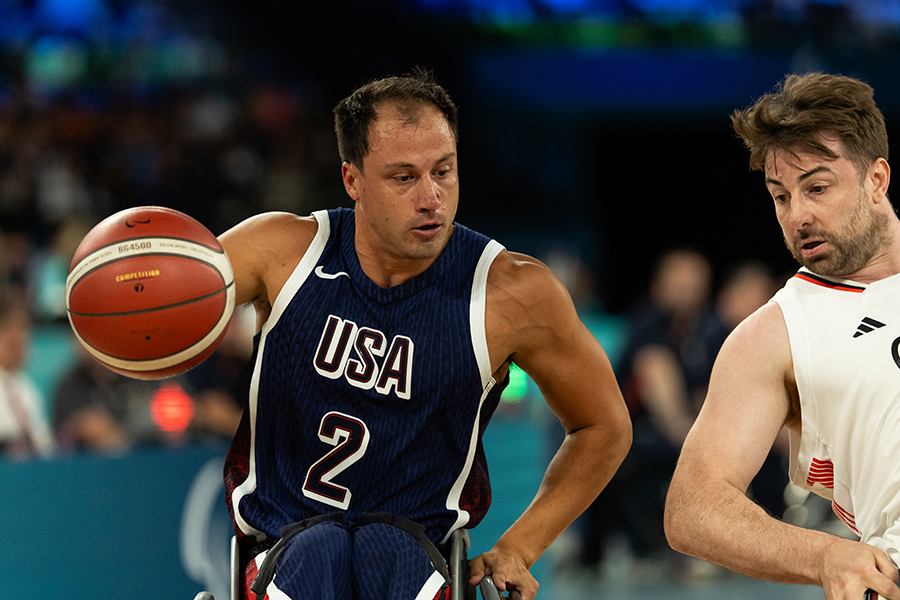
493;422;630;567
665;473;837;585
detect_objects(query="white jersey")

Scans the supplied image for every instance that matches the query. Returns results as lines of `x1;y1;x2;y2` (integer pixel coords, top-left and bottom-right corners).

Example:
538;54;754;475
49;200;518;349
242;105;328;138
773;268;900;565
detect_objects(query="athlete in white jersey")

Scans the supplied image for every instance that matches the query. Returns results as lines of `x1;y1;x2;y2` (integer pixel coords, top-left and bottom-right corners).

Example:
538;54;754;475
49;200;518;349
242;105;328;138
664;72;900;600
774;268;900;558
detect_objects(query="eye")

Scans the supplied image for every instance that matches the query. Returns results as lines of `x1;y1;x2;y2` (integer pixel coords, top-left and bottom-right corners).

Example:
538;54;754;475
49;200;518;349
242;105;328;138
394;174;413;183
772;192;789;205
809;184;827;195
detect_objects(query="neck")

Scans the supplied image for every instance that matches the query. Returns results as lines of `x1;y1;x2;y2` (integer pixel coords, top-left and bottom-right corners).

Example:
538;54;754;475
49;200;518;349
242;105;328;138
354;240;439;289
844;217;900;283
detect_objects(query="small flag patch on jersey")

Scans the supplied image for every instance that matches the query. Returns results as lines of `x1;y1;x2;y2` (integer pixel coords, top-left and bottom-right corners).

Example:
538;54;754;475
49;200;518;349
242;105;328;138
853;317;886;338
806;457;834;488
832;500;859;535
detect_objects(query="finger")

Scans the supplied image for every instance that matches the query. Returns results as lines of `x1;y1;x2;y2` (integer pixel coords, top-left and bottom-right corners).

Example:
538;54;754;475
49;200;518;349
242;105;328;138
866;580;900;600
873;552;900;583
497;573;538;600
468;557;488;585
865;560;900;600
469;556;486;577
507;580;538;600
490;570;509;592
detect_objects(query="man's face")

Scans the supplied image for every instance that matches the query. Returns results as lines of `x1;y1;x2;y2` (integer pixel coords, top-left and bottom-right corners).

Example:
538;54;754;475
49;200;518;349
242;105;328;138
342;102;459;270
765;138;889;278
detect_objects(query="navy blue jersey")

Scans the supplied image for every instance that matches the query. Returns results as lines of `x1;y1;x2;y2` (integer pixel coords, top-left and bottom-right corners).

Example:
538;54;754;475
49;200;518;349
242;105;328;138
225;208;507;545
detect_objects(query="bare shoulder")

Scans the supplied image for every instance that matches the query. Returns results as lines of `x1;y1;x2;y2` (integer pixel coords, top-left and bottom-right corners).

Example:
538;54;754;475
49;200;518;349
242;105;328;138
219;211;319;310
718;300;791;373
484;250;580;368
486;250;572;326
720;299;798;424
484;249;626;433
220;211;317;251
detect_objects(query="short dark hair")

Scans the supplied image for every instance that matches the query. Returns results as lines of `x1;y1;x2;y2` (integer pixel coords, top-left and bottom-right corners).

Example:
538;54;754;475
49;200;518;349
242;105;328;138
731;72;889;175
333;66;459;170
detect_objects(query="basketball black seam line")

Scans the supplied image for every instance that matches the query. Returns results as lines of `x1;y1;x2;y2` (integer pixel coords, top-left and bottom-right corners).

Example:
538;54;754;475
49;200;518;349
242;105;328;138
79;286;232;365
68;281;234;318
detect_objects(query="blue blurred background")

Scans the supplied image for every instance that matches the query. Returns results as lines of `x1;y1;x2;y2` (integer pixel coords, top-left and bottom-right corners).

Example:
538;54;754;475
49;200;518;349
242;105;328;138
0;1;892;598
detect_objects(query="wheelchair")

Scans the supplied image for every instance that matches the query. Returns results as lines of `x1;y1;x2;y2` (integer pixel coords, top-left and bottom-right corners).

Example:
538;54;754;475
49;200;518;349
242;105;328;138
193;528;519;600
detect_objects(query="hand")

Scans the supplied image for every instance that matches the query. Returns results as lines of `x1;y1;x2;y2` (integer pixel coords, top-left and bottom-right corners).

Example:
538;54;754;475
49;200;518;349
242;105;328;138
819;539;900;600
469;548;539;600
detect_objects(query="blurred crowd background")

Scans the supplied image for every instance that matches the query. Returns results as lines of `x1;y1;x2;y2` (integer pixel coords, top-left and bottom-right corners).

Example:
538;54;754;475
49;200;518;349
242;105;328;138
1;0;897;598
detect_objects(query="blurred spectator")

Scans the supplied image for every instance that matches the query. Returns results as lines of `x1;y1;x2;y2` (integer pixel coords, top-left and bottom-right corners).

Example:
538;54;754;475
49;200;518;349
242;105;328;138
714;260;779;331
576;247;718;573
54;310;254;452
32;217;92;323
179;309;254;443
620;248;717;447
53;343;135;453
576;252;781;576
0;291;54;458
0;225;34;307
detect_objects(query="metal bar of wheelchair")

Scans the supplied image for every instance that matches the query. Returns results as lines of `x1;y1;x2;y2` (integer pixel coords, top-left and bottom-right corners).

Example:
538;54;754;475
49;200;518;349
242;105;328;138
450;529;469;600
450;529;521;600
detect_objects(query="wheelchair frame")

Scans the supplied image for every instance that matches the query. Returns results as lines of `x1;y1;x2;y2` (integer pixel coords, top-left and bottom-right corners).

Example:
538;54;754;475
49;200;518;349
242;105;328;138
193;528;518;600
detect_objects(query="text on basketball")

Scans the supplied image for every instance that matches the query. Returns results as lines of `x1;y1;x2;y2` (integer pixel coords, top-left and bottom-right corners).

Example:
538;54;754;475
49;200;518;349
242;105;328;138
118;241;153;253
115;269;160;282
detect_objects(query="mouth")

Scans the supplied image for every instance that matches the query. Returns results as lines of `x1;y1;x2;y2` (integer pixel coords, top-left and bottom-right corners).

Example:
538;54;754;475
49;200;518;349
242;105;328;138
411;221;444;240
798;237;826;257
413;220;443;234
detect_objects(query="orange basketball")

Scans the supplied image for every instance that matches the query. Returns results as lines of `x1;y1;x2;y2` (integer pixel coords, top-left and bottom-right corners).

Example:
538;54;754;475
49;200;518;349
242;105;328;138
65;206;235;380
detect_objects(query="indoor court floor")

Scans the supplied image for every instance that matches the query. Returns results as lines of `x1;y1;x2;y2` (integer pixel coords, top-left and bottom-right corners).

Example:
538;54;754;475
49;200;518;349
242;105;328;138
529;533;827;600
539;557;825;600
548;577;824;600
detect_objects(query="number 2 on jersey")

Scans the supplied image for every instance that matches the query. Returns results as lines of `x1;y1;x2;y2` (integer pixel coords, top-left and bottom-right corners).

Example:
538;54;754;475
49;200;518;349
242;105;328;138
302;411;371;510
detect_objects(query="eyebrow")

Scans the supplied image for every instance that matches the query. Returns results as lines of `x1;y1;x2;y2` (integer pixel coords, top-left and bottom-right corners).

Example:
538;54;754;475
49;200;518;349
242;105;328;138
382;152;457;170
765;165;833;187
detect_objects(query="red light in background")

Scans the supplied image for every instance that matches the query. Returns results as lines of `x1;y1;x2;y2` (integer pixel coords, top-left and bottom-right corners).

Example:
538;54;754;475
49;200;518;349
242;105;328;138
150;382;194;437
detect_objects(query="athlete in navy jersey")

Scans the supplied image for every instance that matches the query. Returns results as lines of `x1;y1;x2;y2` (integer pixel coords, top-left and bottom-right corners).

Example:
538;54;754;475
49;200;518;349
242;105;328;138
219;68;631;600
229;207;506;544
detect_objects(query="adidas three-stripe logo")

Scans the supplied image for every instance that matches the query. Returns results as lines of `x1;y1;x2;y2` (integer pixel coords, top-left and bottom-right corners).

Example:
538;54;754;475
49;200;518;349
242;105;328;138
854;317;886;338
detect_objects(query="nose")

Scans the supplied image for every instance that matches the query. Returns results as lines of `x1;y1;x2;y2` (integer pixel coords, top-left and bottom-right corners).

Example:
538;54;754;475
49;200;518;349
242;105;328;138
787;196;814;230
416;176;441;212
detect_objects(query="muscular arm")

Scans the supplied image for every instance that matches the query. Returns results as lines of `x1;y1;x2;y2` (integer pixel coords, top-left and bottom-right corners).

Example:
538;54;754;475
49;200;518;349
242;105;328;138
218;212;317;330
664;302;900;600
469;252;632;598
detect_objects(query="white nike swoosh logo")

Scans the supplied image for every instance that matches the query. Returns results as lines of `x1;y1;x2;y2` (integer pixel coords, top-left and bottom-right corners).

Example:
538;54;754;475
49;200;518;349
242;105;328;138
315;266;349;280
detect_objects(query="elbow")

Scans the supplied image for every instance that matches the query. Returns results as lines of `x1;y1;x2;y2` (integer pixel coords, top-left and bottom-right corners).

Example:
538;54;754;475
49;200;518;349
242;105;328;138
615;412;633;465
663;477;693;555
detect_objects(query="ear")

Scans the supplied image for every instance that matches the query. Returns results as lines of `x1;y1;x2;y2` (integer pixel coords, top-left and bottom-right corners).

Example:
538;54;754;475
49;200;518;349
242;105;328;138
870;157;891;203
342;162;361;203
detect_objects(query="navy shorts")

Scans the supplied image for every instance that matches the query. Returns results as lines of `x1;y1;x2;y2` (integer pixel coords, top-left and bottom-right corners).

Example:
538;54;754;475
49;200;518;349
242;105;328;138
252;516;448;600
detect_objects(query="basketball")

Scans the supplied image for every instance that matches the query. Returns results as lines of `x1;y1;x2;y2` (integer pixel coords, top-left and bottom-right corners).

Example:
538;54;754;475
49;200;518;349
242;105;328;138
65;206;235;380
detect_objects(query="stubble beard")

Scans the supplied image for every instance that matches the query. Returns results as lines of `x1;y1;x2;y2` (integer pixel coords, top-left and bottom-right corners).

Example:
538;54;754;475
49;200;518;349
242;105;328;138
785;190;891;277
